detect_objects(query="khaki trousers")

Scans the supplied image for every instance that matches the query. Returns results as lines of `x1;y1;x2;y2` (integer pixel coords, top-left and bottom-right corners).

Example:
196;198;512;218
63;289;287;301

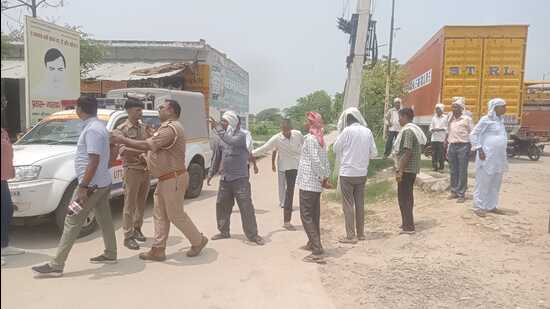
51;187;116;270
123;167;150;239
152;172;202;248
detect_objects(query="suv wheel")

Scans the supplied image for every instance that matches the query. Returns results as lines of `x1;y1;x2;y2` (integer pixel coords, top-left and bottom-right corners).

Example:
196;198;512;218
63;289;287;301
185;162;204;198
54;181;98;238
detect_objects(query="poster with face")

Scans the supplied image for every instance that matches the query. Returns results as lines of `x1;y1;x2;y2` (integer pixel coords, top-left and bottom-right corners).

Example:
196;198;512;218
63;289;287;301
24;16;80;126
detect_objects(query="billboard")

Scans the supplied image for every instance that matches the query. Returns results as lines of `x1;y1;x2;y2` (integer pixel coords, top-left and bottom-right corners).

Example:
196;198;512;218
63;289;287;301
24;16;80;125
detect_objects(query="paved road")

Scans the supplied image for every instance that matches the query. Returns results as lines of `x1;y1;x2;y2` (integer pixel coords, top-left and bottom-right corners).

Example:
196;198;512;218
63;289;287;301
1;153;336;309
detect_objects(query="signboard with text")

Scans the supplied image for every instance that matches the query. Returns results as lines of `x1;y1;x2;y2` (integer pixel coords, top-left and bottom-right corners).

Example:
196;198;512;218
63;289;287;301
24;16;80;125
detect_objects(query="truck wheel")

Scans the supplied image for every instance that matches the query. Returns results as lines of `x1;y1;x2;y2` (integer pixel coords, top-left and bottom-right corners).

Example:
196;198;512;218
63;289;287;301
54;181;98;238
186;163;204;198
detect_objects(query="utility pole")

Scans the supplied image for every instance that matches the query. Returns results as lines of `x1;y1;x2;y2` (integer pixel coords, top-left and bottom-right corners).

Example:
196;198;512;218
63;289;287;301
382;0;396;139
342;0;372;110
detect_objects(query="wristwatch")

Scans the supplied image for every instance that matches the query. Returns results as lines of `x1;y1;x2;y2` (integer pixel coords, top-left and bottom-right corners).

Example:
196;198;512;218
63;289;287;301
78;183;90;189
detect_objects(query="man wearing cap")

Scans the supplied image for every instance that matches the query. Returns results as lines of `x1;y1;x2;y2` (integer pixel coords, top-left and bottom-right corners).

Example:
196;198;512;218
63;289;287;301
447;97;474;203
208;111;265;246
384;98;402;159
111;99;208;261
113;98;151;250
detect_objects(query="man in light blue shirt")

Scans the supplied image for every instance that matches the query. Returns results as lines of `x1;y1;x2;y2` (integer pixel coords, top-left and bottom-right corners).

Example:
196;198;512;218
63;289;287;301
33;96;117;278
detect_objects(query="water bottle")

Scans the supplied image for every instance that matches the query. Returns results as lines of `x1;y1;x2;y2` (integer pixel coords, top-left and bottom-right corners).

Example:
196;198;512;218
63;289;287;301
67;185;98;216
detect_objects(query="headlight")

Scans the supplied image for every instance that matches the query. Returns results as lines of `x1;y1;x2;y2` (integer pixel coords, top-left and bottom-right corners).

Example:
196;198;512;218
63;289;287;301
12;165;42;182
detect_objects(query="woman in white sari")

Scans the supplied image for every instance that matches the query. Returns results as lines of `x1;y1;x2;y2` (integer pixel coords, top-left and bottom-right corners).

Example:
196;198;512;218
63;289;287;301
470;98;508;216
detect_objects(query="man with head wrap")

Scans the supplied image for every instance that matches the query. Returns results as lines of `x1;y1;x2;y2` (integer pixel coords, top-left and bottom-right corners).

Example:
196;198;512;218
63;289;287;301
429;103;448;172
296;112;331;263
470;98;508;217
383;98;402;159
207;111;264;245
333;108;377;243
447;96;474;203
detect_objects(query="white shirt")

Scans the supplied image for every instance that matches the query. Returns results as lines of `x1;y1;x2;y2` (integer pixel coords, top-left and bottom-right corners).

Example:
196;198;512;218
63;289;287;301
333;123;378;177
252;130;303;171
429;114;448;142
75;117;111;188
385;108;401;132
297;134;330;192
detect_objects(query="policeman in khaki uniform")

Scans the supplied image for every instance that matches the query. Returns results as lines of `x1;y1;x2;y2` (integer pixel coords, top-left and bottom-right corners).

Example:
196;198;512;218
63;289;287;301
111;99;208;261
113;99;151;250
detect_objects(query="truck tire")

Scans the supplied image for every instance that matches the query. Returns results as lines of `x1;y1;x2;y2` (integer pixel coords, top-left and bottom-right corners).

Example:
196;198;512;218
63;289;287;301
186;162;204;199
54;181;98;238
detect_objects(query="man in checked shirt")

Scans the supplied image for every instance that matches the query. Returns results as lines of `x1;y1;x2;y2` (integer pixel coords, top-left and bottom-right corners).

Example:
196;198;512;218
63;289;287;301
296;112;331;263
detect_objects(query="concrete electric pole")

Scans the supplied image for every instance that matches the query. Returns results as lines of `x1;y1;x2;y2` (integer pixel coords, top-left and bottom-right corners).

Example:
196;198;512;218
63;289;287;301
382;0;396;139
342;0;372;110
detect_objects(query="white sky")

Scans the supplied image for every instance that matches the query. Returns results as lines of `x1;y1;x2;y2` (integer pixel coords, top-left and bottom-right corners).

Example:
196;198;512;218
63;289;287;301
2;0;549;113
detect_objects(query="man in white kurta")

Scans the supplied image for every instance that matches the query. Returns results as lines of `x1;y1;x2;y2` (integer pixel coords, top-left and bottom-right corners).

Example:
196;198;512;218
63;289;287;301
253;119;303;229
470;98;508;216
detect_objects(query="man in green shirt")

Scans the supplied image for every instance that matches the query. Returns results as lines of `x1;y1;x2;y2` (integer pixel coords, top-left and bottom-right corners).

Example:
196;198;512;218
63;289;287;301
394;107;426;234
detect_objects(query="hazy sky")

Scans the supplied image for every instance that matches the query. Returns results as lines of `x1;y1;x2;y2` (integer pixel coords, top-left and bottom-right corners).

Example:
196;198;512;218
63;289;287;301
2;0;549;113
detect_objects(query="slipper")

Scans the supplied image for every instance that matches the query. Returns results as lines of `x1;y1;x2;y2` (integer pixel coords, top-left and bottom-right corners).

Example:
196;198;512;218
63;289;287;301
302;254;326;264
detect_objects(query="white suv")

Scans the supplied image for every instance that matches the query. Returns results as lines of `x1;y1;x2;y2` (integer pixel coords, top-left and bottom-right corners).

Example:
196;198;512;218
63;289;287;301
9;107;212;237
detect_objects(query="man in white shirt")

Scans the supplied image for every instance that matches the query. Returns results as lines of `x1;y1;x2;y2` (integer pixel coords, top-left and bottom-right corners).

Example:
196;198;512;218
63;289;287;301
253;119;303;230
429;103;448;172
333;108;378;243
384;98;402;158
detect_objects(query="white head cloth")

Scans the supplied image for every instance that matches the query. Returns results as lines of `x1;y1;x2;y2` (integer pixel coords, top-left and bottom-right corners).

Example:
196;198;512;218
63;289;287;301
451;97;466;110
222;110;239;130
337;107;368;133
487;98;506;120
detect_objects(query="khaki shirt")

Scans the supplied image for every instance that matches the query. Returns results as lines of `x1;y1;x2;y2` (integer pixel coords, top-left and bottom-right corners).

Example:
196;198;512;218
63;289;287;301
114;120;151;170
146;120;187;178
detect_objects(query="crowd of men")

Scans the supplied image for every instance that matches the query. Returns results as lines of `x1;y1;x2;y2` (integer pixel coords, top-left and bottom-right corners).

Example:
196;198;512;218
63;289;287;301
0;93;510;271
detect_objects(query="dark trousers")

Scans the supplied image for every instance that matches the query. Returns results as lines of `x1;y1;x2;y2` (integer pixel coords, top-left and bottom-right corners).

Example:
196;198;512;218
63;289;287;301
397;173;416;231
1;180;14;248
448;143;470;198
283;169;298;223
384;131;399;157
299;190;323;255
216;177;259;240
431;141;445;170
340;176;367;238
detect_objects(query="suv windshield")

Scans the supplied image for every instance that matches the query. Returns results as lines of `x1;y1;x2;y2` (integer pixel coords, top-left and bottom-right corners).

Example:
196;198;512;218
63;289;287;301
17;118;106;145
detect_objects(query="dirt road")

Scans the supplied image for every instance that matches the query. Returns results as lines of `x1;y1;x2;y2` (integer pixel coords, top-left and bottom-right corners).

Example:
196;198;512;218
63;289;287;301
320;156;550;308
1;155;336;309
2;134;549;308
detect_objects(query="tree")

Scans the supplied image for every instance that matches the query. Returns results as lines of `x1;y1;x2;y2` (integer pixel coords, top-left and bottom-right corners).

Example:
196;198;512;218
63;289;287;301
255;107;281;123
1;0;63;18
70;27;105;77
332;92;344;119
359;57;407;136
284;90;334;127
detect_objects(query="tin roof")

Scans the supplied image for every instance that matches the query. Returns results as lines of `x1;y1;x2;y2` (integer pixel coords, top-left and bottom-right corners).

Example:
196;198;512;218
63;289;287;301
1;60;189;81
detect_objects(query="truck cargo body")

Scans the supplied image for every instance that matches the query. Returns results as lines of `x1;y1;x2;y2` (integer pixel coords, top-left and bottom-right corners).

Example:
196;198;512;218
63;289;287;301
404;25;528;127
520;81;550;139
